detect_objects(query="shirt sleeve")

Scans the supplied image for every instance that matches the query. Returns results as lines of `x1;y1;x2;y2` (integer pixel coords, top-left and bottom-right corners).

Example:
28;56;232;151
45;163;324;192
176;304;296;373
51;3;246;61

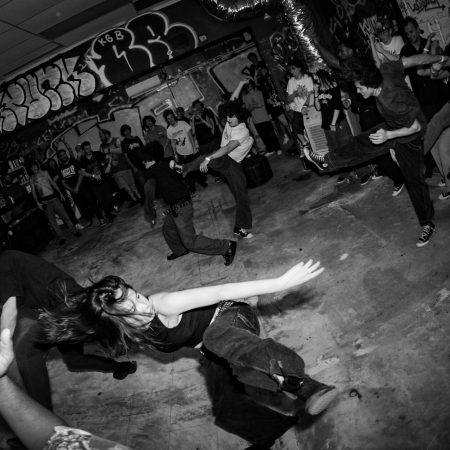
305;76;314;92
182;121;191;133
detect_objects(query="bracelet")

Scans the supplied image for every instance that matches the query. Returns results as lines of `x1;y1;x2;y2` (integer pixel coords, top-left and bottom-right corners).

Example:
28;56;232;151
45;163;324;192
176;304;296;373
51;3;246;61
205;157;211;162
440;55;446;64
423;48;429;53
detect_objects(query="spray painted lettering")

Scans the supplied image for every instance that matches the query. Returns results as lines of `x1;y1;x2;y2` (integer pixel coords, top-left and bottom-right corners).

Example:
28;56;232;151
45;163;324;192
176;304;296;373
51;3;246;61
0;56;96;134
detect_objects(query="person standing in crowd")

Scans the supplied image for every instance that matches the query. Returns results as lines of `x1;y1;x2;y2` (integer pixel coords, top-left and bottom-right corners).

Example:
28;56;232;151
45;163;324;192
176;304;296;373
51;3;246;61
79;141;117;225
120;124;146;197
40;259;337;449
190;100;221;156
141;143;236;264
242;80;281;156
175;106;191;124
142;115;171;158
29;160;81;246
57;149;96;228
99;129;141;206
370;17;405;67
196;101;254;239
0;250;137;412
165;109;207;193
286;59;314;156
241;52;264;83
305;53;449;247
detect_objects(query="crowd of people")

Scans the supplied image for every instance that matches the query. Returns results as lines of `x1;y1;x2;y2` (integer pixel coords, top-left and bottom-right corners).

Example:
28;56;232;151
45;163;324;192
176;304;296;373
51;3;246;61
1;12;450;450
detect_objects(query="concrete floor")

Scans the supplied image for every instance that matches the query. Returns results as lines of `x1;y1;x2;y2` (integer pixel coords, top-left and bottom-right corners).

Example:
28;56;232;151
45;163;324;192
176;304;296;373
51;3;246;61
8;155;450;449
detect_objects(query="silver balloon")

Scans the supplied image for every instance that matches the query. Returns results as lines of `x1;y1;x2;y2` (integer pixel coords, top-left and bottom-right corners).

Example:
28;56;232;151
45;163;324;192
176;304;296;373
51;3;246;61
198;0;277;21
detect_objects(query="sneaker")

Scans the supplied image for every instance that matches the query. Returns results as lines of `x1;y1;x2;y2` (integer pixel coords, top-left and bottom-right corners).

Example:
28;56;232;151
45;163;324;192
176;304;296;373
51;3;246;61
336;176;348;184
359;173;371;186
416;224;435;247
167;249;189;260
392;183;404;197
303;147;329;171
113;361;137;380
438;178;446;187
223;240;237;266
371;171;383;180
75;223;84;230
305;385;339;415
438;191;450;200
233;228;253;239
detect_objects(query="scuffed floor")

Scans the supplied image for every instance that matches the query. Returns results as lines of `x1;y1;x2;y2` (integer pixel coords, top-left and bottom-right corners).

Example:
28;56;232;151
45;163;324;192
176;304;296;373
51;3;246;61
9;156;450;449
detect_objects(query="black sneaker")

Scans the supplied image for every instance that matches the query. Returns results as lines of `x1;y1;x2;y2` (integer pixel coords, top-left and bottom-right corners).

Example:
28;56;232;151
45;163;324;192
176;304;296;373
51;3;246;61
233;228;253;239
223;240;237;266
113;361;137;380
416;224;435;247
167;249;189;260
359;173;371;186
303;147;329;171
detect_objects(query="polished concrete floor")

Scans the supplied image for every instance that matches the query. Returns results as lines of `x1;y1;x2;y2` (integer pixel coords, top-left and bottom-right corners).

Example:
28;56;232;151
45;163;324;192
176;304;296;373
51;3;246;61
7;155;450;449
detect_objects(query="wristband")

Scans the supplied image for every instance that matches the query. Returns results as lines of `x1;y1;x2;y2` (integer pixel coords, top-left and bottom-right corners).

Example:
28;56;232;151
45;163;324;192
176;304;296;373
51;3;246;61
423;48;429;53
440;55;446;64
205;157;211;162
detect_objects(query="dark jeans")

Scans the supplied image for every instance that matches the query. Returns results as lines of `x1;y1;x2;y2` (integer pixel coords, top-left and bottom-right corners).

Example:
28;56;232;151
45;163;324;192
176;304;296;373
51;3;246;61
255;121;281;153
162;201;229;256
11;309;118;410
375;153;404;187
178;153;207;192
324;126;433;226
73;186;95;222
202;303;304;446
88;180;114;219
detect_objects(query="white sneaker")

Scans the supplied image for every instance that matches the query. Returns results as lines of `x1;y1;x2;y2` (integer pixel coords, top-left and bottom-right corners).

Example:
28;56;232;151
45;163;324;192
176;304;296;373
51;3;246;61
392;184;404;197
437;178;446;187
416;224;435;247
438;191;450;200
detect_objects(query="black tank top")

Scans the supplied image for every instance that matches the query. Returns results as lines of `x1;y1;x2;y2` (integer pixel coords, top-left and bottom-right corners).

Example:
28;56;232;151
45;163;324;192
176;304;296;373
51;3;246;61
149;305;216;352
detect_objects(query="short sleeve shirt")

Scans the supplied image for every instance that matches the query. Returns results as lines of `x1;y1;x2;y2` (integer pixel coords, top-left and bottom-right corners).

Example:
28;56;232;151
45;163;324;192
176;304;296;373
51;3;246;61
59;158;81;189
121;136;145;170
167;121;194;156
79;153;108;182
221;123;254;163
376;61;426;143
286;75;314;112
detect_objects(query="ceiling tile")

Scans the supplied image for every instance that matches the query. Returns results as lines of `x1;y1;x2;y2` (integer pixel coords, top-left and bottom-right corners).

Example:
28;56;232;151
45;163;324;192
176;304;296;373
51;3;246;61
0;0;61;23
0;28;35;51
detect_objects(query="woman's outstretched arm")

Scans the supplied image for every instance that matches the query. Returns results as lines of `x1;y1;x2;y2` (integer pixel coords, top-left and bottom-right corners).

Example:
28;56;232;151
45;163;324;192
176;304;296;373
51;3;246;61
152;260;324;316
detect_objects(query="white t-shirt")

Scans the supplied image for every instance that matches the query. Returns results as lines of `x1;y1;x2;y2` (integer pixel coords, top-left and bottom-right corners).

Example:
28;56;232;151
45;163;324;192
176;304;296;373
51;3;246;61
167;121;194;156
377;35;405;62
221;122;254;163
286;75;314;112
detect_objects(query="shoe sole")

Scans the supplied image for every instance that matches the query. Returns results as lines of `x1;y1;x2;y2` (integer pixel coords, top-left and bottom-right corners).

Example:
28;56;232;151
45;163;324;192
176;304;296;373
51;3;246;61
234;232;253;239
438;194;450;200
392;185;404;197
305;387;338;415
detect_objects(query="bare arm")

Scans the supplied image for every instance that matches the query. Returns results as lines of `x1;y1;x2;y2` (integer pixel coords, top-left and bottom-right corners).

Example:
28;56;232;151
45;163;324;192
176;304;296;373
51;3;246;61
0;329;66;450
369;35;382;68
369;119;421;144
47;172;62;197
152;260;323;316
0;298;17;334
374;42;400;62
402;54;448;69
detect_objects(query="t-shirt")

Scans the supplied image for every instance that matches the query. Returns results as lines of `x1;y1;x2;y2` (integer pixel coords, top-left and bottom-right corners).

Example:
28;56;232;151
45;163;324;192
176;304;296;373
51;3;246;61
100;137;121;155
144;159;190;205
376;61;426;143
143;125;168;148
242;89;270;124
79;153;108;183
167;121;194;156
0;250;81;310
286;75;314;112
59;158;81;189
377;35;405;62
121;136;145;170
316;85;346;130
192;109;216;144
221;122;254;163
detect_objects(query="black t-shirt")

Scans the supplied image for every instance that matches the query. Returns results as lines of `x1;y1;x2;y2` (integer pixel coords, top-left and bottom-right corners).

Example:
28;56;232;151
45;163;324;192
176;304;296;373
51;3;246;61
121;136;145;170
59;158;81;189
376;61;426;143
144;160;189;205
79;153;107;183
193;109;216;144
317;85;346;130
0;250;81;311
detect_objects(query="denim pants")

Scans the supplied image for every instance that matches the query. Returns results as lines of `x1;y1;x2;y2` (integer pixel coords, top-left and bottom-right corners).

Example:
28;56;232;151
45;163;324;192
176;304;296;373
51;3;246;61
162;202;229;256
42;197;76;237
11;308;118;410
424;102;450;155
201;303;304;445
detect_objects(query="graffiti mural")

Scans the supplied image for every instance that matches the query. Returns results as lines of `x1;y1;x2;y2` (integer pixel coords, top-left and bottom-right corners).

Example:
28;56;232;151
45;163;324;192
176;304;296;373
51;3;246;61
85;11;199;88
0;56;96;135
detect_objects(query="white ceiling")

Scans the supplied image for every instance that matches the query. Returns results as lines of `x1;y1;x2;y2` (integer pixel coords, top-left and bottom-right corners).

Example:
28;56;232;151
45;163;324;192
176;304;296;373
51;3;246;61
0;0;177;82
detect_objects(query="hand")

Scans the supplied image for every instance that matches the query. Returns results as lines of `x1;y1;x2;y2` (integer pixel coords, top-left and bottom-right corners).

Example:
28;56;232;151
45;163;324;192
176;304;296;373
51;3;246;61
330;124;337;132
37;202;43;210
0;329;14;377
426;32;436;42
374;41;383;53
342;98;351;109
277;260;324;290
59;194;65;202
200;159;210;173
369;128;389;144
300;106;308;115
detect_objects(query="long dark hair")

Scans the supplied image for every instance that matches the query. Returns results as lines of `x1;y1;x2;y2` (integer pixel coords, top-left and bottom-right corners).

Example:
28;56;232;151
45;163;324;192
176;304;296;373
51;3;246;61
39;276;155;356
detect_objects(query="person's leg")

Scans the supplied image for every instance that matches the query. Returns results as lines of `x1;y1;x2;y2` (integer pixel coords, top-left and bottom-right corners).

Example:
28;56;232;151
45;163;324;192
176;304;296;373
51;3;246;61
12;312;53;409
51;198;77;234
424;102;450;155
143;178;156;223
162;213;188;256
96;181;115;217
255;122;281;153
173;203;229;255
394;137;434;227
375;153;404;187
43;200;63;238
431;128;450;197
209;157;252;230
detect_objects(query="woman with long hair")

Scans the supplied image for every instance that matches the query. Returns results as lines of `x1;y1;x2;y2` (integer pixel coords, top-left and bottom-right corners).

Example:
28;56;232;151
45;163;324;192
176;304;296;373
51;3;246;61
40;259;337;449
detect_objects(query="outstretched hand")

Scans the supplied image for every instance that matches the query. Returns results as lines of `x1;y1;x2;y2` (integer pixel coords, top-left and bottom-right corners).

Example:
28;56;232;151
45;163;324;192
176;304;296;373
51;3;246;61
0;329;14;377
277;260;324;290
